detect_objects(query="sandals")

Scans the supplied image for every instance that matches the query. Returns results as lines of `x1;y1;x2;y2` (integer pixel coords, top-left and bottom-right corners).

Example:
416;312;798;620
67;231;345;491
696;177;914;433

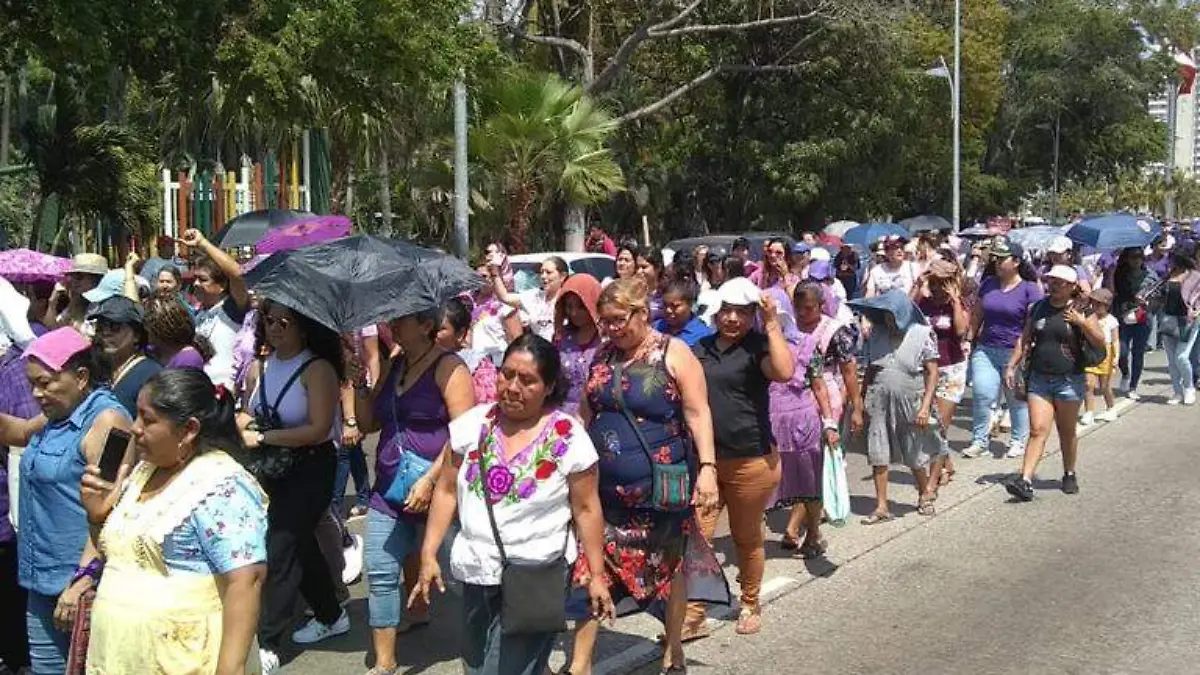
780;534;800;550
735;608;762;635
939;467;956;486
860;511;893;525
654;624;711;644
797;539;827;560
917;497;936;517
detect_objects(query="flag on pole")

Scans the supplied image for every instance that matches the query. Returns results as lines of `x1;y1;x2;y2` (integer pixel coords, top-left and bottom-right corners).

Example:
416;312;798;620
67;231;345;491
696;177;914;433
1175;50;1197;94
924;64;951;79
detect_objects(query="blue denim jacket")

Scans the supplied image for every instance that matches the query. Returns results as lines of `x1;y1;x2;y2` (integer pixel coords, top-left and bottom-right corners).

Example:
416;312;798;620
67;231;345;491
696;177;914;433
18;388;128;596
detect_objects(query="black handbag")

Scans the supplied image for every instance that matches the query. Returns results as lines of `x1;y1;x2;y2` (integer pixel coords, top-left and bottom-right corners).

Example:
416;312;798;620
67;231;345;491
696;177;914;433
238;357;318;481
479;443;571;636
611;362;691;512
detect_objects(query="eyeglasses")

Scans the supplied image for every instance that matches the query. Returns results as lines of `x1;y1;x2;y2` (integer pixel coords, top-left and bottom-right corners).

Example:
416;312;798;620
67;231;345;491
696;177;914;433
598;310;640;330
264;315;292;330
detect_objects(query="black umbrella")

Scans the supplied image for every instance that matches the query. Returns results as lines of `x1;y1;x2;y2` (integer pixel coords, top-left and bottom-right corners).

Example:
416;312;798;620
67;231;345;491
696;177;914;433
245;235;483;332
215;209;315;249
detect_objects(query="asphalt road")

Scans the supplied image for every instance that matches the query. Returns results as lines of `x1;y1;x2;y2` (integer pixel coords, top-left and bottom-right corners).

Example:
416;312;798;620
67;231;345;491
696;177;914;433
283;353;1198;675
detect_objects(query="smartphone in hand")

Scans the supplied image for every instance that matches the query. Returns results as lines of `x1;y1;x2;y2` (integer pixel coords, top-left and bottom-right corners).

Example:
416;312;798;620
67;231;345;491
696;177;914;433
99;428;132;483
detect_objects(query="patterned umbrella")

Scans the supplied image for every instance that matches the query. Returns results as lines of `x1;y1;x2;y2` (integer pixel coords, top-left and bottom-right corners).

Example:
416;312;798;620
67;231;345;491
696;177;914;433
823;220;860;238
254;215;353;255
0;249;72;283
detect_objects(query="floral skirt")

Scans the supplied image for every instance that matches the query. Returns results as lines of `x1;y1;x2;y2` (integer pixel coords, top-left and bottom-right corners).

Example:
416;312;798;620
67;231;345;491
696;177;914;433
568;506;729;621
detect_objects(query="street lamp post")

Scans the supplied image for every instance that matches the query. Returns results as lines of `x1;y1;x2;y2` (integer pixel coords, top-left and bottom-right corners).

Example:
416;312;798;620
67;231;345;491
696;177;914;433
1051;113;1060;225
952;0;961;232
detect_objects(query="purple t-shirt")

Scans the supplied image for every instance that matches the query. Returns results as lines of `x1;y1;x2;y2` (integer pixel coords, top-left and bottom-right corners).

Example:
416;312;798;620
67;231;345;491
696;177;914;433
977;276;1043;349
167;346;206;369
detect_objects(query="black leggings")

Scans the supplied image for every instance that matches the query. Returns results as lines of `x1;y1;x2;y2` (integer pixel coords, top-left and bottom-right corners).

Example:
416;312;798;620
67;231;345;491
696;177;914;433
258;444;342;649
0;541;29;669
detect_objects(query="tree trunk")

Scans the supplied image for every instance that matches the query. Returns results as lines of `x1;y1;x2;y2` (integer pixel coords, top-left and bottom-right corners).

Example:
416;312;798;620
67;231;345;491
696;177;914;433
0;74;10;168
564;203;585;252
507;186;536;253
378;137;393;236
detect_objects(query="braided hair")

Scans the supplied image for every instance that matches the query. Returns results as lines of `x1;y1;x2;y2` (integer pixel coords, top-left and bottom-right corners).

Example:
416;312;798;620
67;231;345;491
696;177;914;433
143;294;215;362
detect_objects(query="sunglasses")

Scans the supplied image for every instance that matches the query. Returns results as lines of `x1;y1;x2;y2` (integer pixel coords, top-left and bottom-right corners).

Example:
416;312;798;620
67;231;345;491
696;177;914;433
264;315;293;330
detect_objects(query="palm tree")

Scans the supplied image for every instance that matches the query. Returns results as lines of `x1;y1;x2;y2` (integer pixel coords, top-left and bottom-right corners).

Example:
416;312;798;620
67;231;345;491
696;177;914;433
474;72;624;252
23;78;157;252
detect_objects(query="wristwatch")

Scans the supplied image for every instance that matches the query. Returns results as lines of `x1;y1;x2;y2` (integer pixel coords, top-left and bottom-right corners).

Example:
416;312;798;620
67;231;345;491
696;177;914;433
345;417;358;428
256;432;266;446
822;418;838;431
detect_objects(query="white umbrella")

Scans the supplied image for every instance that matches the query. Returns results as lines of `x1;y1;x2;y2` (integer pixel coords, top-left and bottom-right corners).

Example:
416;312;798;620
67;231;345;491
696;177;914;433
823;220;859;237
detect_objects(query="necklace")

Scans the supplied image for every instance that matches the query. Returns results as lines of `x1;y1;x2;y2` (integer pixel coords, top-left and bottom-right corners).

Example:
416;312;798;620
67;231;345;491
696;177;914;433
397;344;438;394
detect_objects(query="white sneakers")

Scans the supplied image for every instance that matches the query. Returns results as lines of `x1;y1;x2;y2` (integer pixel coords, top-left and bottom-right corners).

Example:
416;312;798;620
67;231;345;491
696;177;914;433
260;648;280;674
292;609;351;645
961;443;989;459
1185;388;1197;405
1126;390;1141;401
1004;443;1026;459
1096;409;1119;423
342;534;364;586
1079;411;1095;427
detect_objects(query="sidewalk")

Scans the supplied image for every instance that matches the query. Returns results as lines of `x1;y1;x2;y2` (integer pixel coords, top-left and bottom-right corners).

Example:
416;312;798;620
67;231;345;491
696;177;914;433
281;352;1174;675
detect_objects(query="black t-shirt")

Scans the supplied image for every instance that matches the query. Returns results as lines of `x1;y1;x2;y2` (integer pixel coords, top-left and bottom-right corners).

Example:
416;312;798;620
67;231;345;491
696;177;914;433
693;331;773;458
112;357;163;417
1029;300;1083;376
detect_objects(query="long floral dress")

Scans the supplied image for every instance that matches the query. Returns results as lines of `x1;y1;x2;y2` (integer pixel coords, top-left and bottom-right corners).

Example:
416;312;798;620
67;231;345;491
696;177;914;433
570;331;729;617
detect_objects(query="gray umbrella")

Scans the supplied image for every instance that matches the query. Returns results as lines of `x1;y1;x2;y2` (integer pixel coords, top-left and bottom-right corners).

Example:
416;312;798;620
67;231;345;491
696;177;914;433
900;214;954;234
214;209;315;249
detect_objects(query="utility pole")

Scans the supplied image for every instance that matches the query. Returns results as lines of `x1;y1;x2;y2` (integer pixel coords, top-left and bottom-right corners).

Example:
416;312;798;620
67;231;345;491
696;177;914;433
453;75;470;258
1166;82;1178;220
1051;112;1061;225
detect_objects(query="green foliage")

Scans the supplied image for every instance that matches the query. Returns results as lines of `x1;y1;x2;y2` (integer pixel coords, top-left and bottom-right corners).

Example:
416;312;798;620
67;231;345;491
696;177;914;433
473;71;625;250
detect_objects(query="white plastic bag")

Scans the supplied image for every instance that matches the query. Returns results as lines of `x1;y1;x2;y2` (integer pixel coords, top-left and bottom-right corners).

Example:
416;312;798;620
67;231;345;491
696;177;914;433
823;443;850;526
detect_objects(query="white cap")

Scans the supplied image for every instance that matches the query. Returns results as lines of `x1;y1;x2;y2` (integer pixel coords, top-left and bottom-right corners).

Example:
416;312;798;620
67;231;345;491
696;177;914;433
1047;236;1073;254
716;277;761;306
810;247;831;261
1045;264;1078;284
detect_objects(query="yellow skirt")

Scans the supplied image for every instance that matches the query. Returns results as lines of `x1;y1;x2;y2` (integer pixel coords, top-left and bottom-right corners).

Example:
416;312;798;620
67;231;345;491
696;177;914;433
1085;344;1117;377
86;561;261;675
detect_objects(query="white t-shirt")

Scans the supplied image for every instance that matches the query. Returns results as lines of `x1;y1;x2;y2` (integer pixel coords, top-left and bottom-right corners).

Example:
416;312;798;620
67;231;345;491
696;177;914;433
503;289;555;341
0;277;35;352
866;261;919;296
470;300;509;364
1098;314;1119;346
447;404;598;586
196;296;245;389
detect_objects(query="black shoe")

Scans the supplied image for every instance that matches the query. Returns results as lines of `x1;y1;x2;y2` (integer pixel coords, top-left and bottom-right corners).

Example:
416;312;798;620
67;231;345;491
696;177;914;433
1061;473;1079;495
1004;476;1034;502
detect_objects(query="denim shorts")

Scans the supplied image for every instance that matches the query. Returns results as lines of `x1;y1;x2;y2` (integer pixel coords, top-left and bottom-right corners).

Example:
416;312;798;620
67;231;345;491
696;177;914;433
1026;372;1086;402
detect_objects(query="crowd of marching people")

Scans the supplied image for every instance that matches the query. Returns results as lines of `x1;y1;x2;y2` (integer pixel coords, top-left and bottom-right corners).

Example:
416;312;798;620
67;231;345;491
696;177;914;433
2;218;1197;675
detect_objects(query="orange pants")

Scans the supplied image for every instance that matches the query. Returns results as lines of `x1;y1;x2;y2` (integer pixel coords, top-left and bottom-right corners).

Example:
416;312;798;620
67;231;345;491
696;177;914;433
685;451;780;625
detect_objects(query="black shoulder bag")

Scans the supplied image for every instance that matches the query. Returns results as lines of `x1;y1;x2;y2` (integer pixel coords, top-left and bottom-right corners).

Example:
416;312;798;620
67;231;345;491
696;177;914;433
479;428;571;636
611;362;691;512
240;356;319;481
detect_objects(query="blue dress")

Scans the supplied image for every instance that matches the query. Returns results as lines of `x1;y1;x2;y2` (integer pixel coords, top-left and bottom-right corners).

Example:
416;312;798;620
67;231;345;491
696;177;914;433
571;331;728;616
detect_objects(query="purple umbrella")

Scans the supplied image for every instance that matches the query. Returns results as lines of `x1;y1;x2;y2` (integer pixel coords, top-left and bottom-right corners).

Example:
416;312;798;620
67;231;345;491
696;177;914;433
254;216;353;255
0;249;72;283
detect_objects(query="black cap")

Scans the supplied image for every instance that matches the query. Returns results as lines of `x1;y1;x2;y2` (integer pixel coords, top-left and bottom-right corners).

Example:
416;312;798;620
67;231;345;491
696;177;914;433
731;237;750;250
87;295;144;326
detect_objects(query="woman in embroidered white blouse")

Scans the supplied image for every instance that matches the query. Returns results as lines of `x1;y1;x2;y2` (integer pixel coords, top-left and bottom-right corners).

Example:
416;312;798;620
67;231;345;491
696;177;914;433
410;333;614;675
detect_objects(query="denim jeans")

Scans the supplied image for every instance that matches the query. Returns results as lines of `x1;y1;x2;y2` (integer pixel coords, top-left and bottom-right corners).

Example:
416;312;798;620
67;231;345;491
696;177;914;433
365;508;424;628
1118;322;1152;390
461;583;558;675
969;345;1030;448
332;441;370;514
1163;319;1200;397
26;590;68;675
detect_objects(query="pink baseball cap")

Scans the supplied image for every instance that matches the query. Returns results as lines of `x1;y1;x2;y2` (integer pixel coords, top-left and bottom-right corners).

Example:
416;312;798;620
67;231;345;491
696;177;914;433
23;327;92;371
